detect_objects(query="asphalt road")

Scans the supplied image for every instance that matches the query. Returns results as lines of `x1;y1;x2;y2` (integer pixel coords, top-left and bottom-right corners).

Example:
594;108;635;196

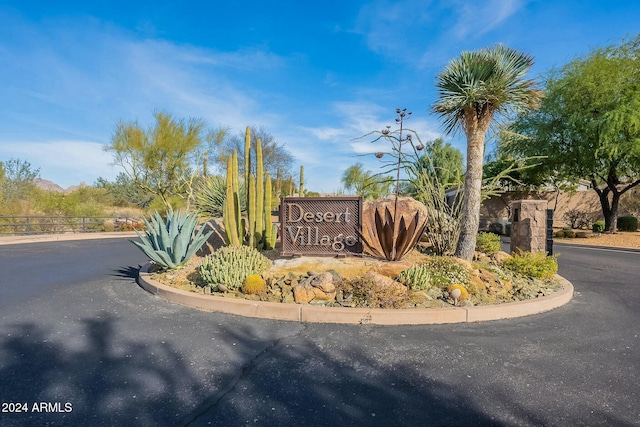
0;237;638;427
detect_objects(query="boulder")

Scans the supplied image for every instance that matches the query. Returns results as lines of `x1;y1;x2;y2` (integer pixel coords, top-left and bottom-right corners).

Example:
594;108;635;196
307;272;336;293
491;251;512;265
293;272;337;303
292;283;316;304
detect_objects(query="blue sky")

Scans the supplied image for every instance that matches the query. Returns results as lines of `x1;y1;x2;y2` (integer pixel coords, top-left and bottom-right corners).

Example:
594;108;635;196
1;1;638;192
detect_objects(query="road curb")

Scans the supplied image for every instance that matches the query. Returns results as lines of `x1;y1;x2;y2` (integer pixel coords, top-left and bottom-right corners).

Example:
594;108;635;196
0;232;138;245
137;263;574;325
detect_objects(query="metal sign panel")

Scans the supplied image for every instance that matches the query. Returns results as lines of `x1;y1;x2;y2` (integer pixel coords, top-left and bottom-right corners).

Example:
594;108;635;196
280;196;363;257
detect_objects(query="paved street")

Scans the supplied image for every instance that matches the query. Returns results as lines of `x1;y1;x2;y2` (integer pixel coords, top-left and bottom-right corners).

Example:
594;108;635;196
0;237;638;426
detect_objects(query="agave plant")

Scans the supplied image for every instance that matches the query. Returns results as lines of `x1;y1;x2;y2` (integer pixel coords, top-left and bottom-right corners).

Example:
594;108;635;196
131;209;213;270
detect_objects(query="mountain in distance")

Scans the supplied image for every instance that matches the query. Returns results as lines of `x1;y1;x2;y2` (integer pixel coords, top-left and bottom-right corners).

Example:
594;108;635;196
33;178;87;194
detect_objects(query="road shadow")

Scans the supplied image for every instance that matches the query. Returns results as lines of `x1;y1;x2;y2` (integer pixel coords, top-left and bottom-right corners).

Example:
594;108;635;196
111;266;141;279
0;313;203;427
1;314;631;427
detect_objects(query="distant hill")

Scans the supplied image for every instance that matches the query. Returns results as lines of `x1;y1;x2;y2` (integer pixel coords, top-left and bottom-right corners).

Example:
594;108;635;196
33;179;87;194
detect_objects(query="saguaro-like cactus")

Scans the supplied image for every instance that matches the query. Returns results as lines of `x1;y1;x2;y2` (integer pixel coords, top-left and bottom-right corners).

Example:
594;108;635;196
223;154;242;246
299;165;305;196
222;127;277;250
255;138;264;245
264;173;277;249
244;126;251;188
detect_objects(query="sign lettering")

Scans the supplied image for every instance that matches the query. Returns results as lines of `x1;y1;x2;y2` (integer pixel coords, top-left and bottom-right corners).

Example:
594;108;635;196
280;197;362;257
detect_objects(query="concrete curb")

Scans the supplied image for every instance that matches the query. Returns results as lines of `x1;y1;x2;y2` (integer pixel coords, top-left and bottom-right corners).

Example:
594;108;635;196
137;263;574;325
0;232;138;245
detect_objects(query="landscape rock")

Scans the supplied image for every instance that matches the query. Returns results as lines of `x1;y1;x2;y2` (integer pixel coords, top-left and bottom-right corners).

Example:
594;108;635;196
491;251;512;265
292;283;316;304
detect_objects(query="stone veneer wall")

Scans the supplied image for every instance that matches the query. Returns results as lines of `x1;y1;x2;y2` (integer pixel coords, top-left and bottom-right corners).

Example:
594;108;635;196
510;200;547;253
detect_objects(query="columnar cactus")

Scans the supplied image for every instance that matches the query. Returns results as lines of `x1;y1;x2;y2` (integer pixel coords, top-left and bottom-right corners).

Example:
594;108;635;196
299;165;305;196
255;138;264;246
264;173;277;249
222;127;277;250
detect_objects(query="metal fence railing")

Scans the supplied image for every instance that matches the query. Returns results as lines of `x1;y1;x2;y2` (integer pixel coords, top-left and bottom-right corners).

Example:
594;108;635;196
0;216;142;235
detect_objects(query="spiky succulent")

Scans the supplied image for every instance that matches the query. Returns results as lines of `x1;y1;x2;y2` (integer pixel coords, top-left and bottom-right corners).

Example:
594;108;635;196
131;209;213;270
199;245;270;291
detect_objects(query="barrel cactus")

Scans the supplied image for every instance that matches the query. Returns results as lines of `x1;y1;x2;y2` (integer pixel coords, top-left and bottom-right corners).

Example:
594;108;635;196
242;274;267;295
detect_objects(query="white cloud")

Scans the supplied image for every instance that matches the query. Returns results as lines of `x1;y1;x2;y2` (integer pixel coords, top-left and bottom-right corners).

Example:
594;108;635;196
0;140;118;188
450;0;524;39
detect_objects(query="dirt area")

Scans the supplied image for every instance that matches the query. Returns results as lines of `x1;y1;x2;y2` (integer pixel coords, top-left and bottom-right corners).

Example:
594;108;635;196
553;231;640;249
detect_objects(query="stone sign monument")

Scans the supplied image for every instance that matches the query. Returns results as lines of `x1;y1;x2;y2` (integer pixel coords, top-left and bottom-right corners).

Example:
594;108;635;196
510;200;550;253
280;196;363;257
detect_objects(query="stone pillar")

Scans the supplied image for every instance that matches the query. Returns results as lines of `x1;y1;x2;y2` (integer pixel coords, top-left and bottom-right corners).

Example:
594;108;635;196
510;200;548;253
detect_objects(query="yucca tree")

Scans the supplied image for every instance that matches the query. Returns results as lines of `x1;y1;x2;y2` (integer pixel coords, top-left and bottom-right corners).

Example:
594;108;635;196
432;45;542;261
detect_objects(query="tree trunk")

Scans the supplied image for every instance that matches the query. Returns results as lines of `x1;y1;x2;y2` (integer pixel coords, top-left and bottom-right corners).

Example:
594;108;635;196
455;127;486;261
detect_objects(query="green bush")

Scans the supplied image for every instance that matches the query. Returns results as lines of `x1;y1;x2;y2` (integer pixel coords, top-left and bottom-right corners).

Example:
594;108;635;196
617;216;638;231
475;232;502;255
563;229;576;238
503;251;558;279
199;245;270;291
554;230;566;238
398;257;470;290
592;221;605;233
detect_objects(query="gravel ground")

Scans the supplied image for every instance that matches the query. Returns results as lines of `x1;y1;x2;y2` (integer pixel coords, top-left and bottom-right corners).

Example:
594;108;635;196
554;230;640;248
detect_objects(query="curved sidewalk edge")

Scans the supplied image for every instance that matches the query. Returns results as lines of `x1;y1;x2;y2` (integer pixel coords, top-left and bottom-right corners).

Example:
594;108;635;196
0;232;138;245
137;263;574;325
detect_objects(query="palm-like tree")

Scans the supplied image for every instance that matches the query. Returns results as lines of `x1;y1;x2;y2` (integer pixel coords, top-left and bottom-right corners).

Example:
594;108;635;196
432;45;542;261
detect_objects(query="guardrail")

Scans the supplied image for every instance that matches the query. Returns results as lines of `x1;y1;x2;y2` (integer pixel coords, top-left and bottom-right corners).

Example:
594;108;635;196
0;216;142;235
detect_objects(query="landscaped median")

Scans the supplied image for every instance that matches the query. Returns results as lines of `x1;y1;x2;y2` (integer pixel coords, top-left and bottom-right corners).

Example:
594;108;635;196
137;263;574;325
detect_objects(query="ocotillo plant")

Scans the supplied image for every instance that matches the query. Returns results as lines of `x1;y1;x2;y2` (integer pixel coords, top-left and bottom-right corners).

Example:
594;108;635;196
355;108;428;261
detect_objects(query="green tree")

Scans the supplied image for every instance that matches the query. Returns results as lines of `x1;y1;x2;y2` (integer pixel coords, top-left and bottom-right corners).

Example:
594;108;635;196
0;158;40;203
432;45;542;261
414;138;463;190
95;173;155;209
212;126;295;179
105;111;206;210
341;163;393;200
505;36;640;232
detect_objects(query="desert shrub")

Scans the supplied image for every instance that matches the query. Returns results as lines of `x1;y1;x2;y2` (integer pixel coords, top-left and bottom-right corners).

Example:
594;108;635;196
592;221;605;233
562;209;594;230
575;231;591;238
199;245;270;291
617;216;638;231
336;276;408;309
563;229;576;238
242;274;267;294
554;230;566;238
503;251;558;279
475;232;502;255
488;222;504;235
398;257;470;290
